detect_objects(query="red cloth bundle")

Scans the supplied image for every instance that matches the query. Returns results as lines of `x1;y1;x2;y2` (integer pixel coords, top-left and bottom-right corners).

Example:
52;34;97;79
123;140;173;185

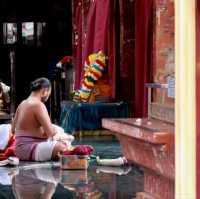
62;145;94;156
0;135;15;160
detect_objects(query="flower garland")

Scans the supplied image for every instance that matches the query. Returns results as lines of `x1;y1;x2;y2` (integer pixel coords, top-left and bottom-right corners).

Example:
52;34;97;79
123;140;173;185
73;51;106;102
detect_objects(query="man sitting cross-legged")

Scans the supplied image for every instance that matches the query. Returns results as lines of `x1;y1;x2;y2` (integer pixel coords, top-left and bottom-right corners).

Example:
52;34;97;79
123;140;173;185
12;77;73;161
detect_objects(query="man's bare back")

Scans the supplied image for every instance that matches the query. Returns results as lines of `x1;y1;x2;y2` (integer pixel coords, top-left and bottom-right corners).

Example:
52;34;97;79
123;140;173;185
13;96;55;138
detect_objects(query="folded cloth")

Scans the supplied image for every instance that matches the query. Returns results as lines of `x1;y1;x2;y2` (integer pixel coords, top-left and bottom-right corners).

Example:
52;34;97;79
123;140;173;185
15;130;57;161
0;124;11;150
3;135;15;157
62;145;94;156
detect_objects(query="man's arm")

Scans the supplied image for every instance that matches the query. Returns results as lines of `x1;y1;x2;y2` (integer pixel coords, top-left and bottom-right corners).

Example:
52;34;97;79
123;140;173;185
34;103;56;137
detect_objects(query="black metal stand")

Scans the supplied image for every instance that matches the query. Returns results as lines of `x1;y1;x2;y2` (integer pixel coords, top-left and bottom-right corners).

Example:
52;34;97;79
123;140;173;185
10;49;16;117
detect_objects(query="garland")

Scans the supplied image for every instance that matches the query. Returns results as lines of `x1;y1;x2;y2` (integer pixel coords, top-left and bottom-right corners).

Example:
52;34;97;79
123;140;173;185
74;51;106;102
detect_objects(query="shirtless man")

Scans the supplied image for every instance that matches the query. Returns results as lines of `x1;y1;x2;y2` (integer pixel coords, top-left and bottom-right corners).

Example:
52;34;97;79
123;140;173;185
12;77;68;161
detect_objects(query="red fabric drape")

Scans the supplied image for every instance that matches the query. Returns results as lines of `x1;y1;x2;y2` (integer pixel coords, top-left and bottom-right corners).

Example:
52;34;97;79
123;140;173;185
134;0;153;117
74;0;116;98
196;1;200;198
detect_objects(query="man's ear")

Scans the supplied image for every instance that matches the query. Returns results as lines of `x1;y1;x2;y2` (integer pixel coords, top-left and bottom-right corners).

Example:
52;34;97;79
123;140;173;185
41;88;47;95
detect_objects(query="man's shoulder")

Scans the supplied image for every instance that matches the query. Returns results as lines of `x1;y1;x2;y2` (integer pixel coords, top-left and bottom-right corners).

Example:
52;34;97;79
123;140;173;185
21;99;44;109
31;100;45;109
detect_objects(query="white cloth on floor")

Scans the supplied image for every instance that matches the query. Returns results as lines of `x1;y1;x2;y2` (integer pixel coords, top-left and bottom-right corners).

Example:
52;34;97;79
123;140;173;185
34;140;58;161
0;124;11;150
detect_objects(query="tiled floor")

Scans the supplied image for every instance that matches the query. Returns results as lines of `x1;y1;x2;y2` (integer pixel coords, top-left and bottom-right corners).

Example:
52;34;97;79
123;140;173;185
0;136;144;199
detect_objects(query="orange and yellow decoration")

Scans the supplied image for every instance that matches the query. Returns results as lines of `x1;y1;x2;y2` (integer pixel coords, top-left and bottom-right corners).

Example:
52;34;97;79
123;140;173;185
73;51;106;102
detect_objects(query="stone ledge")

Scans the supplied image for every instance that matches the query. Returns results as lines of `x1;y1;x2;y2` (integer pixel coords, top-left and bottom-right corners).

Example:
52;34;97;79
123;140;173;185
102;118;174;146
102;118;174;180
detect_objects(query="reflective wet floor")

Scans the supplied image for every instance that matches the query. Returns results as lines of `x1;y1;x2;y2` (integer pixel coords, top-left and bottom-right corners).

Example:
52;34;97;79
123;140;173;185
0;137;144;199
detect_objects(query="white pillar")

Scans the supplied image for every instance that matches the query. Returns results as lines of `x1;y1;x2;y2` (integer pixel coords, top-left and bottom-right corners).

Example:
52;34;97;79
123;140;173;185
175;0;196;198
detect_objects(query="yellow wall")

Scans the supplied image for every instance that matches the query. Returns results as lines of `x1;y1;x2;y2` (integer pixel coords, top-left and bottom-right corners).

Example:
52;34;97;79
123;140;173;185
175;0;196;198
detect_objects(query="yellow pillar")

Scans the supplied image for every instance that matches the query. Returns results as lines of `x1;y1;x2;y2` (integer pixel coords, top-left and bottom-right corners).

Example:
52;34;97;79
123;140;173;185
175;0;196;198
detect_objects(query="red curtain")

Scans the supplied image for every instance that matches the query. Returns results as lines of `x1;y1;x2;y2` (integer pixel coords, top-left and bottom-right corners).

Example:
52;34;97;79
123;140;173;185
73;0;116;98
196;1;200;198
134;0;153;117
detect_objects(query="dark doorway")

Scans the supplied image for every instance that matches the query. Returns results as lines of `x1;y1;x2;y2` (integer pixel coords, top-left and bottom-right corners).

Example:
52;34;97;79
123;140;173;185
0;0;72;121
